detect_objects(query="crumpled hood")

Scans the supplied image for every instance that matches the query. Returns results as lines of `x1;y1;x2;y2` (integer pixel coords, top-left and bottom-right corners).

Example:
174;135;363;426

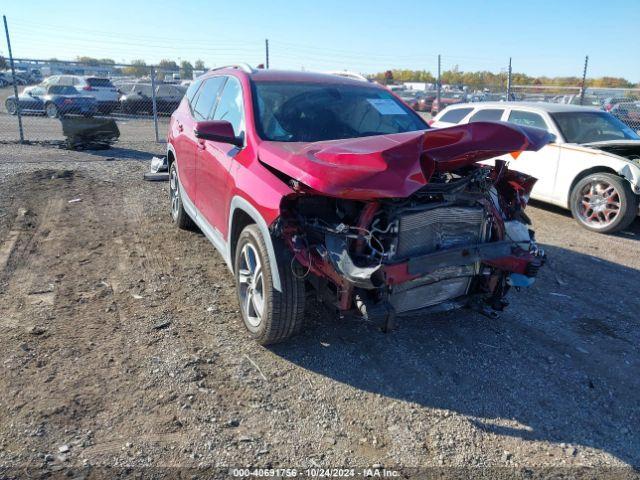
581;140;640;161
258;122;552;199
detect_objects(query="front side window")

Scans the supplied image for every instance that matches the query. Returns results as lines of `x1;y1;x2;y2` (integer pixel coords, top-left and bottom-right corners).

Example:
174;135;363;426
507;110;548;130
252;81;428;142
58;76;74;86
439;107;473;124
551;111;640;143
192;77;225;121
468;109;504;123
135;84;153;97
29;87;46;96
185;79;203;104
212;77;244;136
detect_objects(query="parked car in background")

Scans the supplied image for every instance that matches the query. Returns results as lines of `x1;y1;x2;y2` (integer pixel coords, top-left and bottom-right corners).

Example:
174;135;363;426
119;83;186;115
609;102;640;130
0;72;9;88
166;66;547;344
431;102;640;233
5;85;97;118
41;75;119;113
558;94;602;108
602;96;638;112
430;91;466;114
397;90;431;111
2;71;28;85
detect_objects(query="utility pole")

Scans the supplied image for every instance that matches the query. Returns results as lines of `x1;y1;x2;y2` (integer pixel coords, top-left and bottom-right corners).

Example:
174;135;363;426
150;66;159;143
265;39;270;69
3;15;24;143
506;57;512;101
579;55;589;106
436;54;441;114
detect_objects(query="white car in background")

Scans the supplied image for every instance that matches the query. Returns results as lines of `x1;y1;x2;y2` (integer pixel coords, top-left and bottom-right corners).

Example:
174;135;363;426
40;75;119;113
430;102;640;233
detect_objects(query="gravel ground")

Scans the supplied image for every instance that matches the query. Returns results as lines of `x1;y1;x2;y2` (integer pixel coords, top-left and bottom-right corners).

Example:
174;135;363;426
0;141;639;478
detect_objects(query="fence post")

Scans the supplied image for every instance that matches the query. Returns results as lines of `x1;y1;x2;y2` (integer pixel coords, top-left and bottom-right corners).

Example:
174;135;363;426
3;15;24;143
265;39;270;69
579;55;589;106
436;54;441;114
506;57;512;101
150;66;160;143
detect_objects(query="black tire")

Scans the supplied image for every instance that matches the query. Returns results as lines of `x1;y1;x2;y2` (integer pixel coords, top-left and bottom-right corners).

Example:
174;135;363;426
45;102;59;118
570;172;638;234
169;162;195;230
234;224;306;345
5;98;17;115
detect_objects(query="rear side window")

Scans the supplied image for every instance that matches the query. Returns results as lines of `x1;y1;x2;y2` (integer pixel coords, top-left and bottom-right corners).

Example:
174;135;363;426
192;77;225;121
468;108;504;123
439;107;473;124
87;78;114;87
507;110;548;130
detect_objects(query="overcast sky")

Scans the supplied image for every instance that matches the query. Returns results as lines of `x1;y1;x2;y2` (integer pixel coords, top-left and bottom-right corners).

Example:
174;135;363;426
2;0;638;81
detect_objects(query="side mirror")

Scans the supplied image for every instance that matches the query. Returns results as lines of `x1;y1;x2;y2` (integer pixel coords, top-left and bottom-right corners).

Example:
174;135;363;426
194;120;243;147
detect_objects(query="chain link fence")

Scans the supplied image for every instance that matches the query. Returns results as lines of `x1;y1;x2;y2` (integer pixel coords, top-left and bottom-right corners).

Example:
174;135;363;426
0;58;192;144
1;53;639;144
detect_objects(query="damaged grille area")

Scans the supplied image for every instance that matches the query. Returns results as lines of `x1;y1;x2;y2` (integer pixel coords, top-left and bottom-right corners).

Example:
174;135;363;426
390;274;472;313
391;207;486;313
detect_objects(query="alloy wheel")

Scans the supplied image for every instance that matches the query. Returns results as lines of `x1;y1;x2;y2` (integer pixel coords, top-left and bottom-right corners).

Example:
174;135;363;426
169;167;180;220
6;100;17;115
576;180;621;229
237;243;265;328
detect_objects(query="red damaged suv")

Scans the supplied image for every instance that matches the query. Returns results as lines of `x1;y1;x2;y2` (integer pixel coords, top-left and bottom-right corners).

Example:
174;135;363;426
167;64;549;344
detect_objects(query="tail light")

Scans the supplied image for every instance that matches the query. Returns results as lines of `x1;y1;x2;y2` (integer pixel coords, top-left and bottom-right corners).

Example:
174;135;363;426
82;85;94;91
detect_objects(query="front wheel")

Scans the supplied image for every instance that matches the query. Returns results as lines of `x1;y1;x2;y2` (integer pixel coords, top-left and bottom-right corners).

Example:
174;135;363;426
570;172;638;233
169;162;195;230
234;224;306;345
5;98;17;115
45;103;59;118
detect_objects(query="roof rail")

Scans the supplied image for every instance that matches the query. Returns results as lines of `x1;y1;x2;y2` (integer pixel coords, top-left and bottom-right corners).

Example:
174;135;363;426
209;63;255;74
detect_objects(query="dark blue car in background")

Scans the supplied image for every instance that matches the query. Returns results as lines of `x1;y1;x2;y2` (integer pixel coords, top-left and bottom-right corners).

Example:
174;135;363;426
5;85;97;118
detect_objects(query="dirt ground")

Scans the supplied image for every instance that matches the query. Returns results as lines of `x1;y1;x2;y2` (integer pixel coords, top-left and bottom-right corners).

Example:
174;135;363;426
0;141;639;478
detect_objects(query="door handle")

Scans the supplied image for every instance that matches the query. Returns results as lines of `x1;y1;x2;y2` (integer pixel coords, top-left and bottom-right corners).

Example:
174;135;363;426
198;139;206;150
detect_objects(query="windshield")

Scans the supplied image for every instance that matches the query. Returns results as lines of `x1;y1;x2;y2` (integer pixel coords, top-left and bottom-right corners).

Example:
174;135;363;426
252;81;428;142
551;111;640;143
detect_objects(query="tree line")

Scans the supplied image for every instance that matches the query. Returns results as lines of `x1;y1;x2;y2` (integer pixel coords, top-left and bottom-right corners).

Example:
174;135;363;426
370;68;637;89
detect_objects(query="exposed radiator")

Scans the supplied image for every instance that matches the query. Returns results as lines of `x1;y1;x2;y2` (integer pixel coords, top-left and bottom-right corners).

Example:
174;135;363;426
390;206;486;313
395;206;485;258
